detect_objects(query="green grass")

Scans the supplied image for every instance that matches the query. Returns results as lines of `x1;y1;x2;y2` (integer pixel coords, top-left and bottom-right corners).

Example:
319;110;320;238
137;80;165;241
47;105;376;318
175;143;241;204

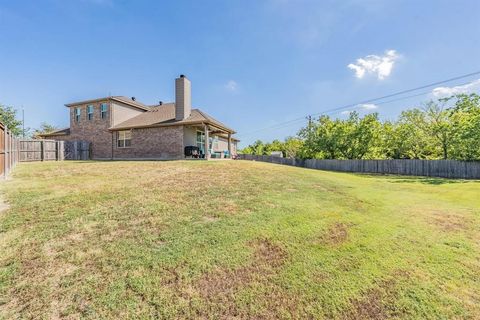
0;160;479;319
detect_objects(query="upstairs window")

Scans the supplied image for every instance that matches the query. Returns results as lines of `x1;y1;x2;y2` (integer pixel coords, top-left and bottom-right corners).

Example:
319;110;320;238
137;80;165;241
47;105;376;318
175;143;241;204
100;103;108;119
117;130;131;148
75;108;81;122
87;105;94;120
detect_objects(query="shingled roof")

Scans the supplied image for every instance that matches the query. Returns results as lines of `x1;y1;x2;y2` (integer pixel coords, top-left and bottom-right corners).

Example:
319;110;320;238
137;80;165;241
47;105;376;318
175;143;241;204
65;96;150;111
38;127;70;137
110;103;235;133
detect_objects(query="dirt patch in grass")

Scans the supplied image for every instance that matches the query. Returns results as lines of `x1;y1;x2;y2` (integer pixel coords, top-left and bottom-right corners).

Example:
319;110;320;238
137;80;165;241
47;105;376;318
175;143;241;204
413;208;471;232
193;238;298;317
431;213;469;232
197;239;287;297
342;271;410;320
319;222;350;246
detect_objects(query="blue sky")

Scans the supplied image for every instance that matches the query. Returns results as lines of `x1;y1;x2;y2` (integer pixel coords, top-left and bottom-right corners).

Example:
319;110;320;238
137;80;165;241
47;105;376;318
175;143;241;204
1;0;479;146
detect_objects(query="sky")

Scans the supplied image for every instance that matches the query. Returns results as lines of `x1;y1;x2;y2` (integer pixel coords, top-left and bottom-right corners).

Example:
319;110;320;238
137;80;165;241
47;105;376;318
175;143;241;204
1;0;480;146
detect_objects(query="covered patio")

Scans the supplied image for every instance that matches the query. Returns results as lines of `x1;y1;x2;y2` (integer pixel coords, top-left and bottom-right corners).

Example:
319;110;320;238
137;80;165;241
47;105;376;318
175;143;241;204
185;123;237;159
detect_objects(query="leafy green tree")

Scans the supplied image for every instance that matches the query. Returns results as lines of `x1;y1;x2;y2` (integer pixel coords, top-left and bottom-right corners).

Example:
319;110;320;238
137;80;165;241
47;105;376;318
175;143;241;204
395;109;436;159
283;137;304;158
424;100;453;159
240;140;267;155
265;139;284;155
298;115;340;159
335;112;381;159
448;93;480;160
0;103;23;136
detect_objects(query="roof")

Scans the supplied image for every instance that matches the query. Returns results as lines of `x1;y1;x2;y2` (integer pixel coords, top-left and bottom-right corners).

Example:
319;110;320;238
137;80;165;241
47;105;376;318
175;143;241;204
110;103;236;133
65;96;150;111
38;127;70;137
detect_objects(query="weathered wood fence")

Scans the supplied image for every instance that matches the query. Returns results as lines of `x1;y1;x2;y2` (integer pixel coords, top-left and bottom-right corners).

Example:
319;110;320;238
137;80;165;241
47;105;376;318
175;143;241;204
238;154;480;179
0;123;20;178
19;140;65;162
20;140;90;161
0;121;91;178
64;141;91;160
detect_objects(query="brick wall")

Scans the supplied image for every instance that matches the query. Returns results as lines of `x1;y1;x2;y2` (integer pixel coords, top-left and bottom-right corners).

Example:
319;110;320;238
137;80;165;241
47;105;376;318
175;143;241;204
113;126;184;159
68;100;113;159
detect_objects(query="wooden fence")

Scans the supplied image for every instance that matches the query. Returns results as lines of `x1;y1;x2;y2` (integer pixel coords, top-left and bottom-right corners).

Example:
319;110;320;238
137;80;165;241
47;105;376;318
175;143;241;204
238;154;480;179
19;140;65;162
19;140;90;161
64;141;90;160
0;121;91;178
0;123;20;178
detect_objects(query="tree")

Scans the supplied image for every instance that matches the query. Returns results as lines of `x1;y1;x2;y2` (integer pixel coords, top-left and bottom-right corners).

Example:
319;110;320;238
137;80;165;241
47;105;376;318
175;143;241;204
33;122;59;139
395;109;436;159
240;140;267;155
334;112;381;159
283;137;304;158
298;115;340;159
448;93;480;160
424;100;453;159
0;103;23;136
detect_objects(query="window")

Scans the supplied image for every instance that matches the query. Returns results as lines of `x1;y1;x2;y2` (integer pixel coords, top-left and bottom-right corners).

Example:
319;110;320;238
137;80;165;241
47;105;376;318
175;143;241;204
196;131;205;153
75;108;81;122
87;105;94;120
117;130;131;148
100;103;108;119
196;131;213;154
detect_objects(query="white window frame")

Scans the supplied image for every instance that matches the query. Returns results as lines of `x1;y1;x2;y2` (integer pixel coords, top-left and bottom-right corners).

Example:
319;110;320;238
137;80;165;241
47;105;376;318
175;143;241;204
117;130;132;148
75;107;81;122
100;103;108;119
87;105;94;120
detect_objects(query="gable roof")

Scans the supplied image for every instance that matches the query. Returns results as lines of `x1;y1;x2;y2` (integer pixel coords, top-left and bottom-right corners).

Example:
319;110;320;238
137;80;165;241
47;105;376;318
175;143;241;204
65;96;150;111
110;103;235;133
38;127;70;137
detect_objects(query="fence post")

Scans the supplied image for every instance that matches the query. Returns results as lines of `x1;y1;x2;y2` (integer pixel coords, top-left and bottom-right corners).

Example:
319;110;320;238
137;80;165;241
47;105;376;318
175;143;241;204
4;126;8;177
41;140;45;161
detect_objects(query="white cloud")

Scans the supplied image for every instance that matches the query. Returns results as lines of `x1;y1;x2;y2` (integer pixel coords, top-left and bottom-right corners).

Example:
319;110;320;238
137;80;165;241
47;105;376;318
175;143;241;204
348;49;399;80
432;79;480;98
224;80;238;92
358;103;378;110
341;110;352;115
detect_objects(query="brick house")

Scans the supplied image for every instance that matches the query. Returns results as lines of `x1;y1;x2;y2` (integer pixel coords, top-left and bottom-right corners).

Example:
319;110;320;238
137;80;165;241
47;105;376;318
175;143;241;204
41;75;238;160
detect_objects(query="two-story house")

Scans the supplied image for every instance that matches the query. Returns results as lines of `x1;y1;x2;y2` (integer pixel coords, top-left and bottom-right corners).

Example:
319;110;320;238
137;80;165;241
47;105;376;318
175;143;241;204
41;75;238;160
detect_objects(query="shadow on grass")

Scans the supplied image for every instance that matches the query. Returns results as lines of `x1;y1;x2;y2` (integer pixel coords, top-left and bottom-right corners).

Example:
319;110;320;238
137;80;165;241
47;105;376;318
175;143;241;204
352;173;479;185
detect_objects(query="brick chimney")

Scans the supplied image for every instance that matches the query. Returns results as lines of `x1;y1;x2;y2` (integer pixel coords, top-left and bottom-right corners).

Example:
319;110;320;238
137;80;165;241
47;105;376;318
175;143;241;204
175;75;191;121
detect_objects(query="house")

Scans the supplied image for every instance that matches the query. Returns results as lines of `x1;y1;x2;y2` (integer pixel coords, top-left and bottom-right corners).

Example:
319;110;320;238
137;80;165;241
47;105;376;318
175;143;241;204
41;75;238;160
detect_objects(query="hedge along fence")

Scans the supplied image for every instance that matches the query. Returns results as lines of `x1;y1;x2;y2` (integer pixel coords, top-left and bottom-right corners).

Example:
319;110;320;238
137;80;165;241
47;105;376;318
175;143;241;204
238;154;480;179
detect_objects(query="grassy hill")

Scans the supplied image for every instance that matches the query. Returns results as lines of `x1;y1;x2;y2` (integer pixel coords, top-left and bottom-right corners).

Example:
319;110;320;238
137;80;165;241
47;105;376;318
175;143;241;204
1;160;479;319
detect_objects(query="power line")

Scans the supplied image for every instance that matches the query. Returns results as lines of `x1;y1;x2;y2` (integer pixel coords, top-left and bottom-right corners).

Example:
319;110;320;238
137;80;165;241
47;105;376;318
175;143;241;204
238;70;480;138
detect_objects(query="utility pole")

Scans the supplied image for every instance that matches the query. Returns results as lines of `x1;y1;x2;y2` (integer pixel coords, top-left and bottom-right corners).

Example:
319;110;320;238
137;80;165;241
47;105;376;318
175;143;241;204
22;107;25;138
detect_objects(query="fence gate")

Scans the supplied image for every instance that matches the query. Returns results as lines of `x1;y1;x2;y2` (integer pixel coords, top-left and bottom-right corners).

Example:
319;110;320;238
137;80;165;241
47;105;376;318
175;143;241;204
64;141;91;160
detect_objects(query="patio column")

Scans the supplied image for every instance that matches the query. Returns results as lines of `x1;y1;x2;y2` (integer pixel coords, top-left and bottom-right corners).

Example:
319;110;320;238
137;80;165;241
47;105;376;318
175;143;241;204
227;133;232;158
204;124;210;159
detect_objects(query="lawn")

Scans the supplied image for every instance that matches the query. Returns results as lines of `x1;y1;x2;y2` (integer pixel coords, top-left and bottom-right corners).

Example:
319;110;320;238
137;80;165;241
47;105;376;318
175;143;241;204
0;160;479;319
